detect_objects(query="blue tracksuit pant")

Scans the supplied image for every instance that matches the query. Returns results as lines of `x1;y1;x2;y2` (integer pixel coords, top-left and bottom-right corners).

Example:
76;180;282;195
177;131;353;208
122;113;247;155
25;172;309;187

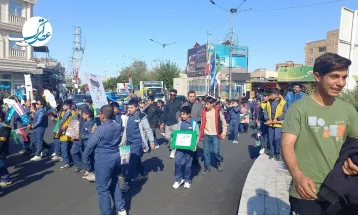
175;149;194;183
95;158;125;215
267;127;282;156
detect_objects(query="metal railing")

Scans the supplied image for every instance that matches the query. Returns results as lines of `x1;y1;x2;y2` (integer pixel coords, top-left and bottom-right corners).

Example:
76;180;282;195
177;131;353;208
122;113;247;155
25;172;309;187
9;48;25;58
8;14;26;25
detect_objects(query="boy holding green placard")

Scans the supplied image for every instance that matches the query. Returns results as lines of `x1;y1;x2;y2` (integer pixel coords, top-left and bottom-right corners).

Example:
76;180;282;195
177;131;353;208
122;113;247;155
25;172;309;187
173;106;199;189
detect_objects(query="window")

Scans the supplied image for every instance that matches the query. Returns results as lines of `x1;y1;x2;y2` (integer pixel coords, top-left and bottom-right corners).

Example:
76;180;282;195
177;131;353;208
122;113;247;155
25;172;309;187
9;0;23;16
309;58;314;63
9;33;23;51
309;48;314;52
319;47;326;52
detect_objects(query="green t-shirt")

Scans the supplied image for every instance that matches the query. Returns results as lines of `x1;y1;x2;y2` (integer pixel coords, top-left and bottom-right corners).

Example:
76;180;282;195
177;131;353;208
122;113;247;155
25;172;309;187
282;96;358;199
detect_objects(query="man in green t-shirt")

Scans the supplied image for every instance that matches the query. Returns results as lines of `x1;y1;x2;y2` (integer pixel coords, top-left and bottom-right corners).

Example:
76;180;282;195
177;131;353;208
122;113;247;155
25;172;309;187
282;53;358;215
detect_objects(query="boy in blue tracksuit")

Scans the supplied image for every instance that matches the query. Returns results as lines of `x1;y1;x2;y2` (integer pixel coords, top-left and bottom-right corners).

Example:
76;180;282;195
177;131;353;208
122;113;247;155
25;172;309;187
70;104;89;173
228;100;241;144
29;98;48;161
81;108;95;181
120;99;155;193
0;111;12;188
84;105;127;215
172;106;199;189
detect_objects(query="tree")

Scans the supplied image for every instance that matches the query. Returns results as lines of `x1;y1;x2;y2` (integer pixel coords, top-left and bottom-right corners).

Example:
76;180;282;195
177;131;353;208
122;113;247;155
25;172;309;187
340;87;358;111
117;60;149;87
80;84;88;91
152;61;181;90
103;77;119;91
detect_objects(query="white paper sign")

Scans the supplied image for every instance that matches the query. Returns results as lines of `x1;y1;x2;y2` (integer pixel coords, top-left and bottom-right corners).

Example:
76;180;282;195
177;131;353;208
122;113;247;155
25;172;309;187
85;73;108;109
176;133;193;147
24;74;33;101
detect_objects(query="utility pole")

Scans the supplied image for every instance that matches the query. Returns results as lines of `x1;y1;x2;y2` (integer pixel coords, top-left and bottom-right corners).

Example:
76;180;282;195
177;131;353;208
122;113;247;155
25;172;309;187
73;26;85;90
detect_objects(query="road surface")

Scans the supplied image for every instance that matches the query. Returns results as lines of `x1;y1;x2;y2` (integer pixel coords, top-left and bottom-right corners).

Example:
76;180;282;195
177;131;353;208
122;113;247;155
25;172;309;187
0;121;257;215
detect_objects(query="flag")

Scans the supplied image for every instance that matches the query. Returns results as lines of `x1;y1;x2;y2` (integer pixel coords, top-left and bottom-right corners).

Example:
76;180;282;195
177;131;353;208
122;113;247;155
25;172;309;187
5;106;16;124
205;47;212;75
128;77;133;94
12;102;31;125
11;128;28;144
123;83;130;95
210;52;217;89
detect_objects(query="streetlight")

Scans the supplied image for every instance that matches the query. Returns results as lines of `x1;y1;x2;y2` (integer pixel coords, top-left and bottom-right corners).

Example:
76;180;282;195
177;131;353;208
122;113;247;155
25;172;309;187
149;39;176;61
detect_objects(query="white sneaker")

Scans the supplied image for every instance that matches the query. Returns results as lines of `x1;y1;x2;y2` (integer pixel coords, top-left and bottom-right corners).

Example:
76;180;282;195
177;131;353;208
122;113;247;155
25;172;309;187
233;140;238;144
51;156;61;161
86;173;96;182
155;145;160;149
82;171;90;179
51;152;56;157
172;179;184;189
30;155;41;161
170;150;176;159
259;148;265;155
117;210;127;215
184;182;191;189
0;181;12;188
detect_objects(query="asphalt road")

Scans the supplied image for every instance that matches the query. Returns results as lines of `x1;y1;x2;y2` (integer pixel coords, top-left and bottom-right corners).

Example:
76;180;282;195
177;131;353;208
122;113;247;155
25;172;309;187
0;121;257;215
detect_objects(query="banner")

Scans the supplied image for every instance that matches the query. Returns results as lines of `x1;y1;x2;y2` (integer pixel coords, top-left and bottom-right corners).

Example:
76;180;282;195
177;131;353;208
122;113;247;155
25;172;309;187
277;66;314;82
85;73;108;109
187;45;207;77
65;119;80;139
24;74;33;101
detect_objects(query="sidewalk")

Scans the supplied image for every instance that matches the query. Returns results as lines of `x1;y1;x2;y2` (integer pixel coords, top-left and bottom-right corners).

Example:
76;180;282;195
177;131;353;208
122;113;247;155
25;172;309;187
238;154;292;215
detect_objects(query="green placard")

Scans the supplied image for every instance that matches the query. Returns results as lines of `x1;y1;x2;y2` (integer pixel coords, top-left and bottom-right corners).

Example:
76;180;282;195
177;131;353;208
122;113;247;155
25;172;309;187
278;66;314;82
171;130;197;151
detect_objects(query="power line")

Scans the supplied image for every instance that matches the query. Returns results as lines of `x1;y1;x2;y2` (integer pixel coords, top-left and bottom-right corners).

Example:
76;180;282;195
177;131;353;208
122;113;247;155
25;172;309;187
247;0;343;12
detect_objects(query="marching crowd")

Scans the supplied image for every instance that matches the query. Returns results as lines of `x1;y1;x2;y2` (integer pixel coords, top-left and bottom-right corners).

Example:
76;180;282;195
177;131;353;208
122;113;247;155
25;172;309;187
1;53;358;214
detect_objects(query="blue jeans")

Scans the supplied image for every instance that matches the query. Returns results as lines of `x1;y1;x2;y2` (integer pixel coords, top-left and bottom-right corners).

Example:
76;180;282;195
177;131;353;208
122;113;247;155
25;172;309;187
203;135;223;169
151;127;159;147
54;139;62;156
34;131;45;156
229;121;240;141
124;153;144;184
95;159;125;215
70;143;83;168
0;159;10;182
175;150;193;183
259;122;268;149
268;127;282;156
61;141;72;165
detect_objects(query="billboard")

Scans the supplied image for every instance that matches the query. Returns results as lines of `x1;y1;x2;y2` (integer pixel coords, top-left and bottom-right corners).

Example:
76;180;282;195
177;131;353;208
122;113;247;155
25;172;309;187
213;44;248;73
338;7;358;90
277;66;314;82
187;45;207;77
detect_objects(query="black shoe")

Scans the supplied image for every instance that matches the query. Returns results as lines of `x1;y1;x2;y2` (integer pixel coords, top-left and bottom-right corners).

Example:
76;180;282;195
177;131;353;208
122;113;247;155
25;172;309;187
269;155;274;160
19;149;31;155
202;168;211;175
73;166;82;173
217;162;224;172
274;154;281;161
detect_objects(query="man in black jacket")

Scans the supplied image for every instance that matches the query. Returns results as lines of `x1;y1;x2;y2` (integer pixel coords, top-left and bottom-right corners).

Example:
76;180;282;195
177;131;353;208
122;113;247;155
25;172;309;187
145;96;162;149
161;89;182;159
0;111;12;187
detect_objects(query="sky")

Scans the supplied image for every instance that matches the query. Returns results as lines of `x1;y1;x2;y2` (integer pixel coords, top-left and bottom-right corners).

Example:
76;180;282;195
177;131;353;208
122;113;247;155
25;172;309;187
34;0;358;80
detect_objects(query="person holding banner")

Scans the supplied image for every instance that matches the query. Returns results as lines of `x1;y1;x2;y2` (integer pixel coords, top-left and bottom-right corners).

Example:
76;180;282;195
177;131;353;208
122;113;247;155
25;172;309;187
172;106;199;189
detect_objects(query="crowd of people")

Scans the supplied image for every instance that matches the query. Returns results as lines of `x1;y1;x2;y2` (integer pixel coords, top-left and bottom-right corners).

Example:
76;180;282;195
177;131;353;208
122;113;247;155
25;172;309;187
1;53;358;214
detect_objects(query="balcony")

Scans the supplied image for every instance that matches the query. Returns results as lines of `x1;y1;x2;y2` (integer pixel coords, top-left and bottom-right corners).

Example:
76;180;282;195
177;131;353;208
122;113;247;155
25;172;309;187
9;48;26;58
8;14;26;26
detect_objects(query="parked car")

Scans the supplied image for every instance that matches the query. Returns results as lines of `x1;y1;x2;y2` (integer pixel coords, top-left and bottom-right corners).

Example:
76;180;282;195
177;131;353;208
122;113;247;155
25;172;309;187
3;95;25;111
72;94;91;106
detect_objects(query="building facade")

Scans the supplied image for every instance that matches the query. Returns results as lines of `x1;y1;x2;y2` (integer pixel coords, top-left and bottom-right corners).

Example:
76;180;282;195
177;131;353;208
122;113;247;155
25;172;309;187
275;61;303;71
304;29;339;66
0;0;41;97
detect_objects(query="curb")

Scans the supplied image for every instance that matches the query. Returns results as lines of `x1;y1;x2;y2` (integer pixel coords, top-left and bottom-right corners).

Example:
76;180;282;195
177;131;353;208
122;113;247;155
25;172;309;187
238;154;292;215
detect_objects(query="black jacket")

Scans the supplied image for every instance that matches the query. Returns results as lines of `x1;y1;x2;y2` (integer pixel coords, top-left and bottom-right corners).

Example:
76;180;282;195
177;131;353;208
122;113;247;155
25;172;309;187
163;99;182;126
318;138;358;212
144;104;163;128
0;125;12;159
